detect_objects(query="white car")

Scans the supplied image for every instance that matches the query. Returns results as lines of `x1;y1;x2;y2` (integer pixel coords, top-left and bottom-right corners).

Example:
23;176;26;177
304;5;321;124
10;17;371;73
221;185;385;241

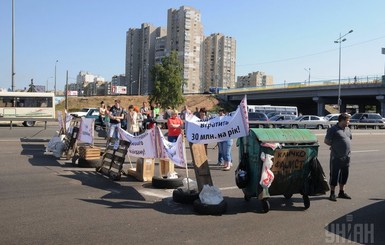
70;108;97;118
324;113;340;121
289;115;329;129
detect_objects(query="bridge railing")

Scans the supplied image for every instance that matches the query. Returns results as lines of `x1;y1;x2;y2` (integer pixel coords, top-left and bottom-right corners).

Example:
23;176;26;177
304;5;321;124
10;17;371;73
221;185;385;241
221;75;384;94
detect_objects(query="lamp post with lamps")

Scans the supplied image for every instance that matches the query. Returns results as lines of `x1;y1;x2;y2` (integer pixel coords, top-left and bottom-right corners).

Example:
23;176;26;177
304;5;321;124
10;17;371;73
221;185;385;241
304;68;311;85
334;29;353;113
54;60;58;95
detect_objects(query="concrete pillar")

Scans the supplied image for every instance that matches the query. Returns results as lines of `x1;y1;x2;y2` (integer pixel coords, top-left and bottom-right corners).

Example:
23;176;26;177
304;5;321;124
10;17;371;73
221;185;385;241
312;97;325;116
376;95;385;117
358;104;366;113
340;102;347;113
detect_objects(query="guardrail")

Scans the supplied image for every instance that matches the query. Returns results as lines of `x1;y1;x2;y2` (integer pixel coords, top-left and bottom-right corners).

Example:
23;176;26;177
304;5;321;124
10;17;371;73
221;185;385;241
0;118;57;130
248;120;385;129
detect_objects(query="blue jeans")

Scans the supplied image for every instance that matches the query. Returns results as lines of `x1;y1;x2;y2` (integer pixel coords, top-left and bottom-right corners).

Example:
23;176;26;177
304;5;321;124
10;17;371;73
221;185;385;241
168;135;178;143
109;123;121;139
218;139;233;162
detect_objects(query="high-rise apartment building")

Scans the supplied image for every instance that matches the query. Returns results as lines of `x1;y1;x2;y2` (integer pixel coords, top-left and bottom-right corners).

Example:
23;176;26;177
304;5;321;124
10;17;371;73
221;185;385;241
203;33;236;92
237;71;273;88
167;6;204;93
126;23;166;95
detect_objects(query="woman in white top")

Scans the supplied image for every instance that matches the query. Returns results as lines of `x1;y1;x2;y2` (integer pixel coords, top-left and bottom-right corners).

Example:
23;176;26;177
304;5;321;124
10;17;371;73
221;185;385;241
98;101;107;128
126;105;140;135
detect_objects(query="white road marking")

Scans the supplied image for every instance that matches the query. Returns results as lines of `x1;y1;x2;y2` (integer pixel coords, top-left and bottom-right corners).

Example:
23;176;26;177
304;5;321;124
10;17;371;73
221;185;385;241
352;150;379;153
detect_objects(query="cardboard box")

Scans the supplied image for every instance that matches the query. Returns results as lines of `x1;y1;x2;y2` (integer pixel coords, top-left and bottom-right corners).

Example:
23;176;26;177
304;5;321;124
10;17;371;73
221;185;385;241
78;146;101;160
126;158;155;182
160;158;174;176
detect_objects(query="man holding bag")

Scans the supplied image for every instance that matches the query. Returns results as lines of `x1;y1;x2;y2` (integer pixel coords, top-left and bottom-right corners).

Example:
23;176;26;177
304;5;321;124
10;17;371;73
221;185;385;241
324;113;352;202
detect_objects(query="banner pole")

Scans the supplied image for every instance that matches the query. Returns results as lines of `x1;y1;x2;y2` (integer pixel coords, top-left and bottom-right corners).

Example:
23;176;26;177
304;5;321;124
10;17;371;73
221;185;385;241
182;131;191;190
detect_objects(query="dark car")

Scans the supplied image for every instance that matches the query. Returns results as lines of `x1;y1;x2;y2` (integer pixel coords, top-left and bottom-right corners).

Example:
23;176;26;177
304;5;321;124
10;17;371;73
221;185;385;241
248;112;269;128
349;113;385;129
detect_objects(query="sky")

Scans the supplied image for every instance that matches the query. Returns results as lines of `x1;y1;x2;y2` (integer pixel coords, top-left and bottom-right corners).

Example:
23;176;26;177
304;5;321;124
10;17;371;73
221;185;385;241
1;0;385;91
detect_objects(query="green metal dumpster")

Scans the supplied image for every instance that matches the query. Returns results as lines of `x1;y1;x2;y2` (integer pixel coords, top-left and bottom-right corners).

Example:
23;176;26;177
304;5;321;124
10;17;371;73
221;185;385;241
236;128;320;212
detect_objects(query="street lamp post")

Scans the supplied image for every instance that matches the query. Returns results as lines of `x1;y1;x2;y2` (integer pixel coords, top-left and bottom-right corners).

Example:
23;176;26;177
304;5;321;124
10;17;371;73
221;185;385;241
381;48;385;76
54;60;58;95
334;30;353;113
304;68;311;85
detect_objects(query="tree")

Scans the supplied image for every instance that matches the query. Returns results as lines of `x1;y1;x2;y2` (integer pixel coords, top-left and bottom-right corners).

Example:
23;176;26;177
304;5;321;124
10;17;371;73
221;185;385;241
149;51;185;110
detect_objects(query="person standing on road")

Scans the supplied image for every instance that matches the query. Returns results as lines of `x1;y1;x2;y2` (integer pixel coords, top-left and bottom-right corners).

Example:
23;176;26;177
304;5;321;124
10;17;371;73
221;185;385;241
167;109;183;143
98;101;107;128
127;105;140;135
107;99;124;144
324;113;352;201
217;108;233;170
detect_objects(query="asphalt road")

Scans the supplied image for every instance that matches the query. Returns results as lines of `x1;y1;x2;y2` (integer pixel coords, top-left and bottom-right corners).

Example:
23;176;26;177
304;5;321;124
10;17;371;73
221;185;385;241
0;124;384;244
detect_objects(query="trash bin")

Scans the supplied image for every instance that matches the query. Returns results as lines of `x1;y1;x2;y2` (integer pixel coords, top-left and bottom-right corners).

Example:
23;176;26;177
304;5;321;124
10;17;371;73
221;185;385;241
236;128;323;212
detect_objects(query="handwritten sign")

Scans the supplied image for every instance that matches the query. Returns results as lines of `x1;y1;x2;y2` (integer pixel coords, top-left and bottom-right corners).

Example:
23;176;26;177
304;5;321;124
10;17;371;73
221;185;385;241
272;149;306;174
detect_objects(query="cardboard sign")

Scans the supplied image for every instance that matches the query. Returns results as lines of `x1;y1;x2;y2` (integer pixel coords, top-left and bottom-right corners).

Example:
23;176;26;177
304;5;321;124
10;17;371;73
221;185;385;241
272;149;306;174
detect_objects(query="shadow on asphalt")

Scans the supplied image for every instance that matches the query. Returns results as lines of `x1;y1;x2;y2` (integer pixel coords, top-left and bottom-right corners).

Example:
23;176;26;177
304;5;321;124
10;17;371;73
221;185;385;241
58;170;149;207
324;199;385;244
20;137;63;167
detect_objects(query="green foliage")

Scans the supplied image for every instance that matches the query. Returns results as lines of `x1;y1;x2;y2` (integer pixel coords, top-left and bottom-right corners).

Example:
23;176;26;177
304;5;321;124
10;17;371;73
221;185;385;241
149;51;185;110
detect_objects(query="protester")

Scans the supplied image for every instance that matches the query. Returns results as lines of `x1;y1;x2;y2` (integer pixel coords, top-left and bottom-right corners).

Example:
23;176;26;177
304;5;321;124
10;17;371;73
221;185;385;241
127;105;140;135
198;107;209;153
167;109;183;142
120;108;128;131
107;99;124;143
180;105;192;120
140;102;149;120
324;113;352;202
104;105;111;138
217;108;233;170
153;102;161;119
193;107;200;117
98;101;107;128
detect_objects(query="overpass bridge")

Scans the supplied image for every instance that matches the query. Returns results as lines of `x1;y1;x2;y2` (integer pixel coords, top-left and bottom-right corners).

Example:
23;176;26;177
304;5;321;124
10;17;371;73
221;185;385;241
219;76;385;116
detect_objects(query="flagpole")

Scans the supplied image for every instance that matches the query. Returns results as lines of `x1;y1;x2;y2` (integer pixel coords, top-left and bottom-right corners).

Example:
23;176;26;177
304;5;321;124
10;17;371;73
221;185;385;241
182;131;191;191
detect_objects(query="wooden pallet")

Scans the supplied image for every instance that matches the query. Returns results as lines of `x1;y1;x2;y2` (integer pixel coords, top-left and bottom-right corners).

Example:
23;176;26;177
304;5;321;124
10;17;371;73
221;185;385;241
62;127;79;160
96;139;130;181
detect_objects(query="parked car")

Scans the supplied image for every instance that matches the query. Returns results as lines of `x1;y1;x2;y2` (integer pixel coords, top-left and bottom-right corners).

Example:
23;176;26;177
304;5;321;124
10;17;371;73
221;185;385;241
248;112;269;128
268;114;297;128
289;115;329;129
70;108;97;118
84;108;103;128
324;113;340;121
327;115;340;126
349;113;385;129
266;111;297;119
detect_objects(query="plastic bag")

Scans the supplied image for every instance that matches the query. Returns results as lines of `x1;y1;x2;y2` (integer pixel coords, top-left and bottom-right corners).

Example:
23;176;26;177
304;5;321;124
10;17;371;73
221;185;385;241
167;171;178;179
259;152;275;188
53;142;65;158
182;178;198;190
199;184;223;205
46;133;65;152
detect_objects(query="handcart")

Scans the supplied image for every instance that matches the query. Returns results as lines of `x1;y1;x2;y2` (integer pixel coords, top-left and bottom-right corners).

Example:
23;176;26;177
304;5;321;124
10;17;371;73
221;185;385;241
236;128;322;213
